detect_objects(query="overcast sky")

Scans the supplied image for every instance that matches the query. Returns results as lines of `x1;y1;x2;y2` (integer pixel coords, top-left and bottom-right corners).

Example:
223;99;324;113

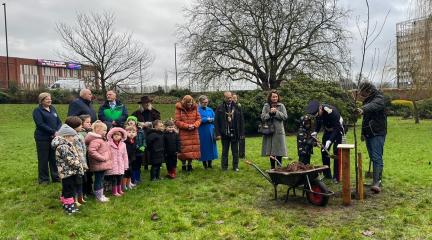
0;0;416;87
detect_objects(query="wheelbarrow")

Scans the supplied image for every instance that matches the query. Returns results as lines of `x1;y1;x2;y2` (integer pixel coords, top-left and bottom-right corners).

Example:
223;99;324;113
245;161;334;206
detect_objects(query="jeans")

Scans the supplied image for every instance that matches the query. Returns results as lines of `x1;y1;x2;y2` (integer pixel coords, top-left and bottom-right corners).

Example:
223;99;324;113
35;140;59;183
94;171;105;191
365;135;385;171
221;137;239;170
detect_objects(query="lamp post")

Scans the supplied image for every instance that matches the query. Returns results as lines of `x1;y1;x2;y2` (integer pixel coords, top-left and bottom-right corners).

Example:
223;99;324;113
2;3;9;89
174;43;178;89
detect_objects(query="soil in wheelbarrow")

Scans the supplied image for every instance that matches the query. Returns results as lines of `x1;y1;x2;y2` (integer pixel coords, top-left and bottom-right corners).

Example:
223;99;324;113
273;161;315;173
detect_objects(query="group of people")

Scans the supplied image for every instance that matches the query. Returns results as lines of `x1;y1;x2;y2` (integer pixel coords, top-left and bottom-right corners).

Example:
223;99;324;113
33;83;387;214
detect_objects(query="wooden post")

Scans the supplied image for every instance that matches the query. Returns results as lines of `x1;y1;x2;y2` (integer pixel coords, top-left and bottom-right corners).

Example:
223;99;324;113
357;153;364;200
337;144;354;206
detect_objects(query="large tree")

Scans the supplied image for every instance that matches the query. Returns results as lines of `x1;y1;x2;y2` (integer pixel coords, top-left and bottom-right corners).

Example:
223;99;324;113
57;12;153;95
179;0;349;90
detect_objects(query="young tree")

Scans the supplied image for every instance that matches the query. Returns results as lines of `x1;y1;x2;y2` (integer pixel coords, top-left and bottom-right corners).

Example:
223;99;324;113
178;0;349;90
56;12;153;96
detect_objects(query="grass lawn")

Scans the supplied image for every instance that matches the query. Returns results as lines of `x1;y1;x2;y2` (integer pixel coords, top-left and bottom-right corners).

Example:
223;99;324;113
0;104;431;239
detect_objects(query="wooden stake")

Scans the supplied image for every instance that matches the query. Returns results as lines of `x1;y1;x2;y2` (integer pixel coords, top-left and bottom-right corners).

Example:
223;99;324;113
357;153;364;200
338;144;354;206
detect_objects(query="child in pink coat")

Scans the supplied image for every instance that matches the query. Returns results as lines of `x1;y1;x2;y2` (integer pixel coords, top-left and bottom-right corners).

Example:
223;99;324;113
85;121;111;202
105;127;128;197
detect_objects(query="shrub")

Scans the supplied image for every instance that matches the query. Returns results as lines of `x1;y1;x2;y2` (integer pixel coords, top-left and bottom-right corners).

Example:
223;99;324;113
417;98;432;119
0;91;10;103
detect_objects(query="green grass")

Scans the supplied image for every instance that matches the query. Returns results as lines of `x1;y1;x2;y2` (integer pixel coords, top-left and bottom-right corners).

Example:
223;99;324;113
0;104;431;239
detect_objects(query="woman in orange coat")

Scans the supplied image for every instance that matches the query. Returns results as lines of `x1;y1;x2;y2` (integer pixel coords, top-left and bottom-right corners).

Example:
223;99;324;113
175;95;201;172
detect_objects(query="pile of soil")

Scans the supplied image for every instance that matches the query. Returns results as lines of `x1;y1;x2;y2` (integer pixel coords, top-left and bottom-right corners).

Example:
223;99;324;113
274;162;314;172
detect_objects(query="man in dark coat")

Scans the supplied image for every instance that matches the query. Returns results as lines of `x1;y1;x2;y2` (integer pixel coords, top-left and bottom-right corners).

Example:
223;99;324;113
214;91;245;171
132;96;161;170
306;100;344;181
356;82;387;193
98;90;128;129
67;89;97;122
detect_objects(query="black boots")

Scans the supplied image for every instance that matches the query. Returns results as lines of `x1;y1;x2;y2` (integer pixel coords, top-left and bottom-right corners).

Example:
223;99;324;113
202;161;208;169
182;165;187;171
187;164;193;172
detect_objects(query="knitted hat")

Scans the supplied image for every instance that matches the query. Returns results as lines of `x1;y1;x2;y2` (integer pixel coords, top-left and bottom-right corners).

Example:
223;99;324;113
126;116;138;124
57;124;77;137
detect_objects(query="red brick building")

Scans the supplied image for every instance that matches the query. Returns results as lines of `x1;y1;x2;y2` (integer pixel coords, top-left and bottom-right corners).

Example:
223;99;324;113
0;56;98;90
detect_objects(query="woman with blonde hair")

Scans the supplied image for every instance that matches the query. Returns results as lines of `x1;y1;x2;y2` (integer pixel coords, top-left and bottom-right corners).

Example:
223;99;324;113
33;92;62;184
175;95;201;172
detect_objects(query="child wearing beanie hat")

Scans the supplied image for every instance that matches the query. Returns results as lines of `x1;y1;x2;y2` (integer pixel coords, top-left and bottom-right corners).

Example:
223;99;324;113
51;124;85;215
125;115;146;185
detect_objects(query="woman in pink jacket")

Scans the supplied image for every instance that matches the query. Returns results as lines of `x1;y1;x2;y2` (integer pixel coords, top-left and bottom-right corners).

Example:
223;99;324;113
105;127;128;197
85;121;112;202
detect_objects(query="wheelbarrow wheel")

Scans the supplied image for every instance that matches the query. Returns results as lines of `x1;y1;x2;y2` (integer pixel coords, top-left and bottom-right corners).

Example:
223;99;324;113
306;179;329;206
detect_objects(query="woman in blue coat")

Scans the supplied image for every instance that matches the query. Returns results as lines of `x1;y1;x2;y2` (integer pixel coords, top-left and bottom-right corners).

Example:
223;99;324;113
33;92;62;184
197;95;218;169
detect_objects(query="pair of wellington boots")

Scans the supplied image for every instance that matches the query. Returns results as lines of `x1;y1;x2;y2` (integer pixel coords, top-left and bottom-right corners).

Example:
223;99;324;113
371;167;383;194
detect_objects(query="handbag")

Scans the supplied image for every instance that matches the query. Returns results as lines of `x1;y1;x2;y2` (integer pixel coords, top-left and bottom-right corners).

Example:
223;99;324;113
258;118;275;135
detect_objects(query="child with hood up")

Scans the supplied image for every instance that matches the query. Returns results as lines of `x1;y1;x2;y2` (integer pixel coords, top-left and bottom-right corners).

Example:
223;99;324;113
51;124;85;215
105;127;128;197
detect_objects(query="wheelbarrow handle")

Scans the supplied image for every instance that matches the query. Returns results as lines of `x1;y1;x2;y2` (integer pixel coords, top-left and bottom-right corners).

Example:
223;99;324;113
245;160;274;185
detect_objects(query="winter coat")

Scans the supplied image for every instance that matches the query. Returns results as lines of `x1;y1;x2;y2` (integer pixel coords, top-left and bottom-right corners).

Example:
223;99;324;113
125;138;136;169
105;127;128;176
198;106;218;161
132;108;161;123
164;130;181;156
361;89;387;138
174;102;201;160
261;102;288;157
75;134;89;171
67;97;97;123
85;132;112;172
51;136;85;179
98;100;128;128
33;105;62;141
314;104;344;142
214;102;245;140
146;129;165;165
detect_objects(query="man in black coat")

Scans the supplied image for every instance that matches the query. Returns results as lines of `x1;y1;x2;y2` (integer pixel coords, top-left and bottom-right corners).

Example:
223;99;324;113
306;100;344;181
356;82;387;193
214;91;245;171
67;89;97;122
98;90;128;129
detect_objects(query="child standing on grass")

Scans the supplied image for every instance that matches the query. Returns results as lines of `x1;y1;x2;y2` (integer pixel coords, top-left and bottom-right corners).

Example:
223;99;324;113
125;116;146;185
85;120;111;202
105;127;128;197
51;124;85;215
124;125;137;190
146;120;165;181
78;114;93;198
297;115;315;165
64;116;89;206
164;120;180;179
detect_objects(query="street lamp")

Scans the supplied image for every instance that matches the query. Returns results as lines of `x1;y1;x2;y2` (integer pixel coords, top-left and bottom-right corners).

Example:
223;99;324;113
174;43;178;89
2;3;9;89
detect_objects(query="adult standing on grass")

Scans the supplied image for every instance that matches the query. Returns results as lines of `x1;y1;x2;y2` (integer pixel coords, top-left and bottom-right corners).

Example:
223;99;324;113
132;95;161;170
261;90;288;169
355;82;387;193
197;95;218;169
232;93;246;159
98;90;128;129
175;95;201;172
32;92;61;184
306;100;344;182
215;91;245;171
67;89;97;123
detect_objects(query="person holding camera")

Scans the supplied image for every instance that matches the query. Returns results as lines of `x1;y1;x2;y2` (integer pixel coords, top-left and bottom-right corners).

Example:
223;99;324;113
215;92;245;171
261;90;288;169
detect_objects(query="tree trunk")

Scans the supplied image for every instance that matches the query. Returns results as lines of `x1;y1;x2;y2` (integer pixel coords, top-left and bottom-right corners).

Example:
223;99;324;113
412;100;420;124
100;76;107;100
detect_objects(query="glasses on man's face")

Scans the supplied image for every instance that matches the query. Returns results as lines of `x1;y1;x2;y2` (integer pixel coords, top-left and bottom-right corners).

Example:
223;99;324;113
202;101;208;104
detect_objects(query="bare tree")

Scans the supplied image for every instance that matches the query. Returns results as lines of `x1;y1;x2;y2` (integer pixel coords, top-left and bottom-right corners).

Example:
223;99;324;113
178;0;350;90
56;12;153;96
